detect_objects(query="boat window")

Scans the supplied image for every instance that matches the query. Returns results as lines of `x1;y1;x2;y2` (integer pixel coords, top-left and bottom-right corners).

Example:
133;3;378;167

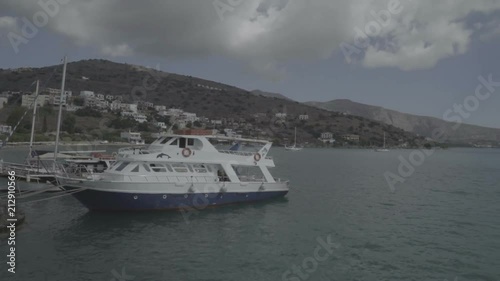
187;138;194;146
112;161;122;170
115;162;130;172
193;164;207;173
152;167;167;172
179;138;186;148
131;165;139;172
150;164;167;173
160;137;172;144
170;138;178;146
143;164;151;172
172;163;188;173
165;164;173;172
232;165;265;182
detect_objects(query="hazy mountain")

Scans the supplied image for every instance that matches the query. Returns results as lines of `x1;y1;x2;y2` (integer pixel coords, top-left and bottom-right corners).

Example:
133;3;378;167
306;99;500;144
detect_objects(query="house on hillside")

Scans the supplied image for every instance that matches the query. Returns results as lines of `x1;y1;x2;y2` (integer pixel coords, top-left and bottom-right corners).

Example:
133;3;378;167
80;91;95;99
134;114;148;123
0;125;12;134
21;94;50;107
342;134;360;142
155;122;167;129
275;112;287;119
0;97;8;109
320;132;335;144
154;105;166;111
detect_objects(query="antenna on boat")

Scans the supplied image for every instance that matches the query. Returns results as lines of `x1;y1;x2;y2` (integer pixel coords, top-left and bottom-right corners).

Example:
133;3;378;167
54;56;68;165
29;80;39;158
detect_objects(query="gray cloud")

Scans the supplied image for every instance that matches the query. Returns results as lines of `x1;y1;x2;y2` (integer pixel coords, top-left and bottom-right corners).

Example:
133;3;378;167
2;0;500;77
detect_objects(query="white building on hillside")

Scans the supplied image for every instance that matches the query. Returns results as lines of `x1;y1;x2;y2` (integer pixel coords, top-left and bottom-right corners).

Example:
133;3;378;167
181;112;199;122
0;125;12;134
275;113;287;119
110;100;122;111
320;132;335;144
154;105;166;111
134;114;148;123
0;97;8;109
120;103;138;113
80;91;95;99
155;122;167;129
120;131;144;144
21;94;49;107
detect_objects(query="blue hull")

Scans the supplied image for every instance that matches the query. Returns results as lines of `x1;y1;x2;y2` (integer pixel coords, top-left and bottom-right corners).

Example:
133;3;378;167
65;187;288;211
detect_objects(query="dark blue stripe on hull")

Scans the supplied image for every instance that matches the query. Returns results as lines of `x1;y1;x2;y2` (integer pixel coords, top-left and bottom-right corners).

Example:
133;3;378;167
65;187;288;211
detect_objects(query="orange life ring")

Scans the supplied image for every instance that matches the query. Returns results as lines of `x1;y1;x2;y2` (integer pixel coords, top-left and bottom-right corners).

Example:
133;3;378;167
182;148;192;158
254;153;262;162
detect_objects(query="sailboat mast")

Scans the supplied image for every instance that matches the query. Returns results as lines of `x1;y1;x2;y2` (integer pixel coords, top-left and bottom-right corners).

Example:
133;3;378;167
383;132;386;148
294;127;297;146
29;80;39;158
54;56;68;163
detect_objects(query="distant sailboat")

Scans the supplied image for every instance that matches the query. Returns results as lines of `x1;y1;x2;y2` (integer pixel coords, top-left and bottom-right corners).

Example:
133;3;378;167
285;127;303;151
375;132;389;152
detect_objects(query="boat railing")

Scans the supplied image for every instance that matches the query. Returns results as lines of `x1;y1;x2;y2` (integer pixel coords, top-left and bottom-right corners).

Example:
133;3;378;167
219;150;255;157
57;162;96;179
118;147;161;155
218;150;274;160
0;160;56;175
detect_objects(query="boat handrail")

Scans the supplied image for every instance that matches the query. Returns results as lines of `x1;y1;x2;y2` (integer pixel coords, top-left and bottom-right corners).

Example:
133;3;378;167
218;150;255;156
118;147;161;154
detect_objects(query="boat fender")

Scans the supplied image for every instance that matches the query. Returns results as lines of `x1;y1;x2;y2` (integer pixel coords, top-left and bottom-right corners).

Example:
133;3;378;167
254;153;261;162
182;148;192;157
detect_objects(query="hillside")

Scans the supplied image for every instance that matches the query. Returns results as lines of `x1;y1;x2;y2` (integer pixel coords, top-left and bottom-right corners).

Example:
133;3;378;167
250;90;293;101
0;59;427;147
306;99;500;145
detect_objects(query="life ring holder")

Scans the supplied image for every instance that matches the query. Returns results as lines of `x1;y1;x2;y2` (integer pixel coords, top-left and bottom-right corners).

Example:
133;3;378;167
182;148;192;158
254;153;262;162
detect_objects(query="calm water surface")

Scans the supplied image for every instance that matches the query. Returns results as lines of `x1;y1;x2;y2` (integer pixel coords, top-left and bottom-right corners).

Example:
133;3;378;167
0;147;499;281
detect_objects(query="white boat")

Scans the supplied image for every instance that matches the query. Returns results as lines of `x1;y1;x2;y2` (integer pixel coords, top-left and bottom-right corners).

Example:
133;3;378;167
375;132;390;152
285;127;303;151
56;131;289;211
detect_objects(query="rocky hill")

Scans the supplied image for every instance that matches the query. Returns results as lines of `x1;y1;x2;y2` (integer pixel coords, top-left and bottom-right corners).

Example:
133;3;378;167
306;99;500;145
0;59;426;147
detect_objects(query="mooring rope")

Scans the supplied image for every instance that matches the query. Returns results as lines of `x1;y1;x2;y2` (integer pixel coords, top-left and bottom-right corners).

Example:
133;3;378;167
18;187;88;205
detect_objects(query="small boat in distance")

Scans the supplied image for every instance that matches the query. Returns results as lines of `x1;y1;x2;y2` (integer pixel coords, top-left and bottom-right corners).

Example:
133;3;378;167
375;132;390;152
285;127;303;151
57;131;289;211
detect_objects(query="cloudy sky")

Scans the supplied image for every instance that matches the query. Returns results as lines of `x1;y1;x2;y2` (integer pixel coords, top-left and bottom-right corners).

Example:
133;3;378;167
1;0;500;128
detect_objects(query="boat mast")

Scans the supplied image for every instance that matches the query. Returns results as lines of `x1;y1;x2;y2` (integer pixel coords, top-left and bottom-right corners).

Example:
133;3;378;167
383;132;386;149
54;56;68;164
29;80;39;158
294;127;297;147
